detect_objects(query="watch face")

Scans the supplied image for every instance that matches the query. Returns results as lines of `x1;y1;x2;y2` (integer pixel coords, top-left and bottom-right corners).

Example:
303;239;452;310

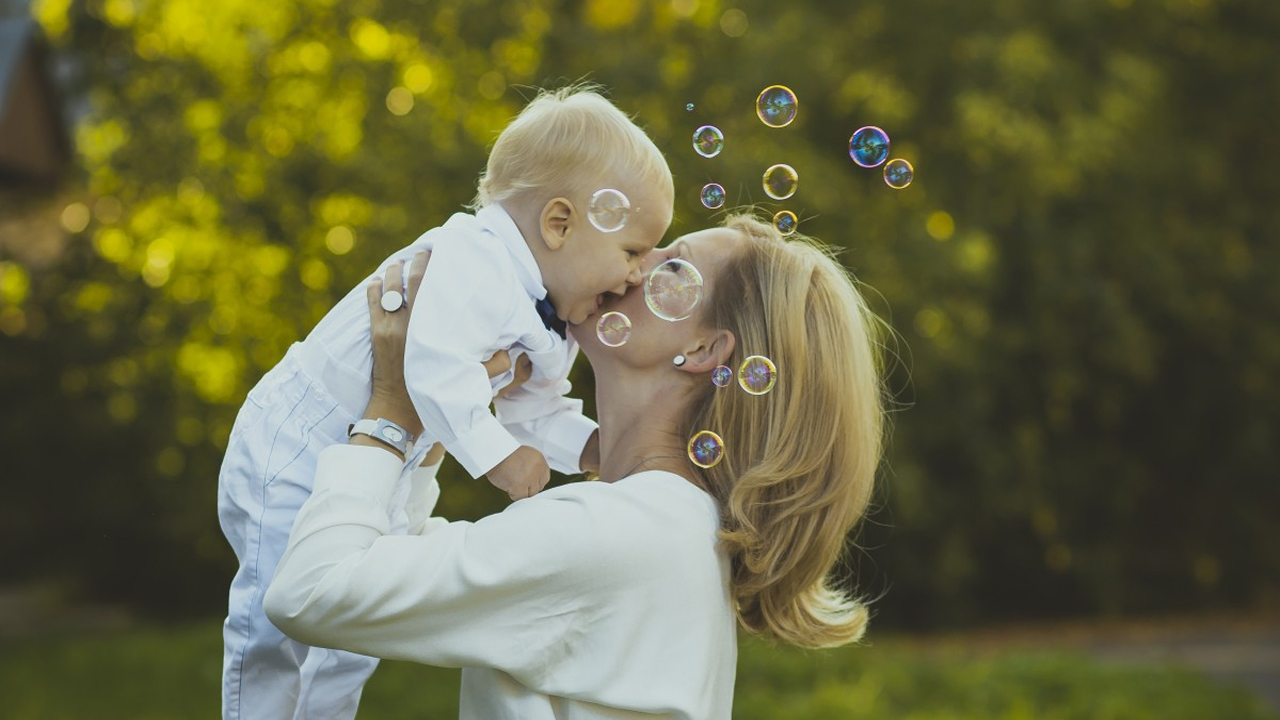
381;425;405;443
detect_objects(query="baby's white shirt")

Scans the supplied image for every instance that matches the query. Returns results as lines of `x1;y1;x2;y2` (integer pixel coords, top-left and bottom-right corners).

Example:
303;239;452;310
301;204;597;477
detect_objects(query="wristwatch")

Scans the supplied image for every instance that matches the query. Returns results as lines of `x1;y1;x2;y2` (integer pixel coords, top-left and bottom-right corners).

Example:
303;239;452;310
347;418;413;455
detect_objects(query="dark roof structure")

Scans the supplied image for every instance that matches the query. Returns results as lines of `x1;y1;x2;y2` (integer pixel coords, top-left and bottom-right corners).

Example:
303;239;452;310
0;17;69;186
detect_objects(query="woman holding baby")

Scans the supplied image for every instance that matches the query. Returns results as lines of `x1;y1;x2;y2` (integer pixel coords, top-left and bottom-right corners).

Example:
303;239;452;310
264;211;888;719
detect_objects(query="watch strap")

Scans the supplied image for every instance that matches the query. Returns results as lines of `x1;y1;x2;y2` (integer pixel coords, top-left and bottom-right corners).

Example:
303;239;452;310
347;418;413;455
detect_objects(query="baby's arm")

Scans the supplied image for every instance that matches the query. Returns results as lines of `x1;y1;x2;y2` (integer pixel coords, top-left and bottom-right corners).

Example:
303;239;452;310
402;239;549;498
493;367;599;476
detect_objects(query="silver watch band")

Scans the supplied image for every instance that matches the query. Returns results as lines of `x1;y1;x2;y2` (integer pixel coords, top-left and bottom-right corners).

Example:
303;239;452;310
347;417;413;455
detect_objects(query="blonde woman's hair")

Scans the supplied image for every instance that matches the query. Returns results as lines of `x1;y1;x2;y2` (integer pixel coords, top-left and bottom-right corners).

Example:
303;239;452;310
679;213;888;649
471;85;673;209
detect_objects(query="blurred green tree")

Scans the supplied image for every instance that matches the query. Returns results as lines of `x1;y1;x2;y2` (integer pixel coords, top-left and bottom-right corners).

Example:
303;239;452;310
1;0;1276;627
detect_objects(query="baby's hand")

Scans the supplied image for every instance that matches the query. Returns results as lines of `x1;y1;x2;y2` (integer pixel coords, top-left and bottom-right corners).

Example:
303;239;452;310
487;446;550;501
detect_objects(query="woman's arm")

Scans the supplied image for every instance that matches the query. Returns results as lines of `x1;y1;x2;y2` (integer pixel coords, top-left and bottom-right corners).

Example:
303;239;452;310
261;442;621;676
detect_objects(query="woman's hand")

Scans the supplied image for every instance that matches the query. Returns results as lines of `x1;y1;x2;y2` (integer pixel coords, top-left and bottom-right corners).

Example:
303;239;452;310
366;252;429;438
363;250;536;464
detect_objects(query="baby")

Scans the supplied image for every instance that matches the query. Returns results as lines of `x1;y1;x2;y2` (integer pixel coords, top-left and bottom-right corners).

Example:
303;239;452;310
217;87;674;720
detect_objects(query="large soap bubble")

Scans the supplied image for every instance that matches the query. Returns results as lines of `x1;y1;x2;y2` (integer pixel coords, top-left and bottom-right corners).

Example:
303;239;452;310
644;258;704;322
693;125;725;158
756;85;798;128
688;430;725;469
848;126;891;168
762;164;798;200
884;158;914;189
587;188;631;232
595;311;632;347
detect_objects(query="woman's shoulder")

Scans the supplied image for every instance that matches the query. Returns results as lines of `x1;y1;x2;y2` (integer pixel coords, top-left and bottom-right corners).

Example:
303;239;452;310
542;471;716;522
528;471;721;563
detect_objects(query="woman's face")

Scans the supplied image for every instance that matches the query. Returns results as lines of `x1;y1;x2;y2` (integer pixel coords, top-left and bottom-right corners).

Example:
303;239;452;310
571;226;744;370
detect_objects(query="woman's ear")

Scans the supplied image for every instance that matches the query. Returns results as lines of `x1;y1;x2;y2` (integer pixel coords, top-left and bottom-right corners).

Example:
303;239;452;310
540;198;574;251
680;329;736;374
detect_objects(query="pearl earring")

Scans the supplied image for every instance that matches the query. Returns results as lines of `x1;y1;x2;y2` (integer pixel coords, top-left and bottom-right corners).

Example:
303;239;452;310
673;355;686;367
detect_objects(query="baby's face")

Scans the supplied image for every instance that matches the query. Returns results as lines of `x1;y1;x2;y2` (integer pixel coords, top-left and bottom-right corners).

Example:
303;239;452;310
549;183;673;327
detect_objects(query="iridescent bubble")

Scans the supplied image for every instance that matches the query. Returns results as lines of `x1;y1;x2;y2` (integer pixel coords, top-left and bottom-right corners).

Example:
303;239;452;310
595;311;632;347
772;210;798;236
738;355;777;395
644;257;704;321
762;164;798;200
693;125;725;158
884;158;914;189
701;182;726;210
711;365;732;388
687;430;725;469
686;102;695;112
849;126;891;168
587;188;631;233
756;85;798;128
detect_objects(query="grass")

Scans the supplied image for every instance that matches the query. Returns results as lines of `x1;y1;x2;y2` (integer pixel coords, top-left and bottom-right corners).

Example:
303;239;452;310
1;620;1276;719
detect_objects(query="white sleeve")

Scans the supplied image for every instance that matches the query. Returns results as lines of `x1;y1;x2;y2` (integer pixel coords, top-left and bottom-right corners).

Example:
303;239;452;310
404;459;446;536
493;360;598;475
263;445;622;684
403;237;521;478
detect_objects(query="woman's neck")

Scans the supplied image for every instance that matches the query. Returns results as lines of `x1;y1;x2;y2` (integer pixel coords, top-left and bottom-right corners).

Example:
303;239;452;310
593;365;692;483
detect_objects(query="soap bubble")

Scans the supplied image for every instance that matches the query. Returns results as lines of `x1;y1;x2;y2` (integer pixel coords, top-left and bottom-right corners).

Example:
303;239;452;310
587;188;631;232
711;365;732;388
738;355;777;395
884;158;914;189
772;210;798;236
686;102;695;112
595;311;632;347
688;430;725;469
756;85;798;128
645;258;704;321
700;182;726;209
762;164;798;200
693;125;725;158
848;126;890;168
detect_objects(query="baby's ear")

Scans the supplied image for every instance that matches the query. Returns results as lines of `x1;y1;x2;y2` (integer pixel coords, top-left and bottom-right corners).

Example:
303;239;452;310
540;198;575;251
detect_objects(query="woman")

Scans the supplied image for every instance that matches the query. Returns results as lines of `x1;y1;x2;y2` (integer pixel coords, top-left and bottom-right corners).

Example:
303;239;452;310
263;213;888;718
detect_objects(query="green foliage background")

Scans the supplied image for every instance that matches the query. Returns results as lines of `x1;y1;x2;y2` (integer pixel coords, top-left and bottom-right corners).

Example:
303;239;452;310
1;0;1276;628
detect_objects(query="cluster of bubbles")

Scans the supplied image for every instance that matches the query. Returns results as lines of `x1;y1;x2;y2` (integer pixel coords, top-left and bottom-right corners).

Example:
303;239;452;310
689;85;804;234
690;354;778;467
587;188;632;233
848;125;914;189
593;259;706;347
712;356;778;395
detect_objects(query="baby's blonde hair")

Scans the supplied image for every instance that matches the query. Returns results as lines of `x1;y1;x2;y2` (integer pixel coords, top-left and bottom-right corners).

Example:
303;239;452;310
472;85;673;210
681;213;889;649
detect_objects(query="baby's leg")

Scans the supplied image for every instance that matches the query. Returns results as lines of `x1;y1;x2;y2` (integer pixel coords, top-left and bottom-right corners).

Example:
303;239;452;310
297;647;379;720
217;362;347;720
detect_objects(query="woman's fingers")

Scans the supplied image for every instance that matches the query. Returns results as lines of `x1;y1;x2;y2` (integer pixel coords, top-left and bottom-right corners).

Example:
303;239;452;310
406;250;430;306
514;353;533;386
482;350;513;379
383;260;404;304
366;275;384;310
